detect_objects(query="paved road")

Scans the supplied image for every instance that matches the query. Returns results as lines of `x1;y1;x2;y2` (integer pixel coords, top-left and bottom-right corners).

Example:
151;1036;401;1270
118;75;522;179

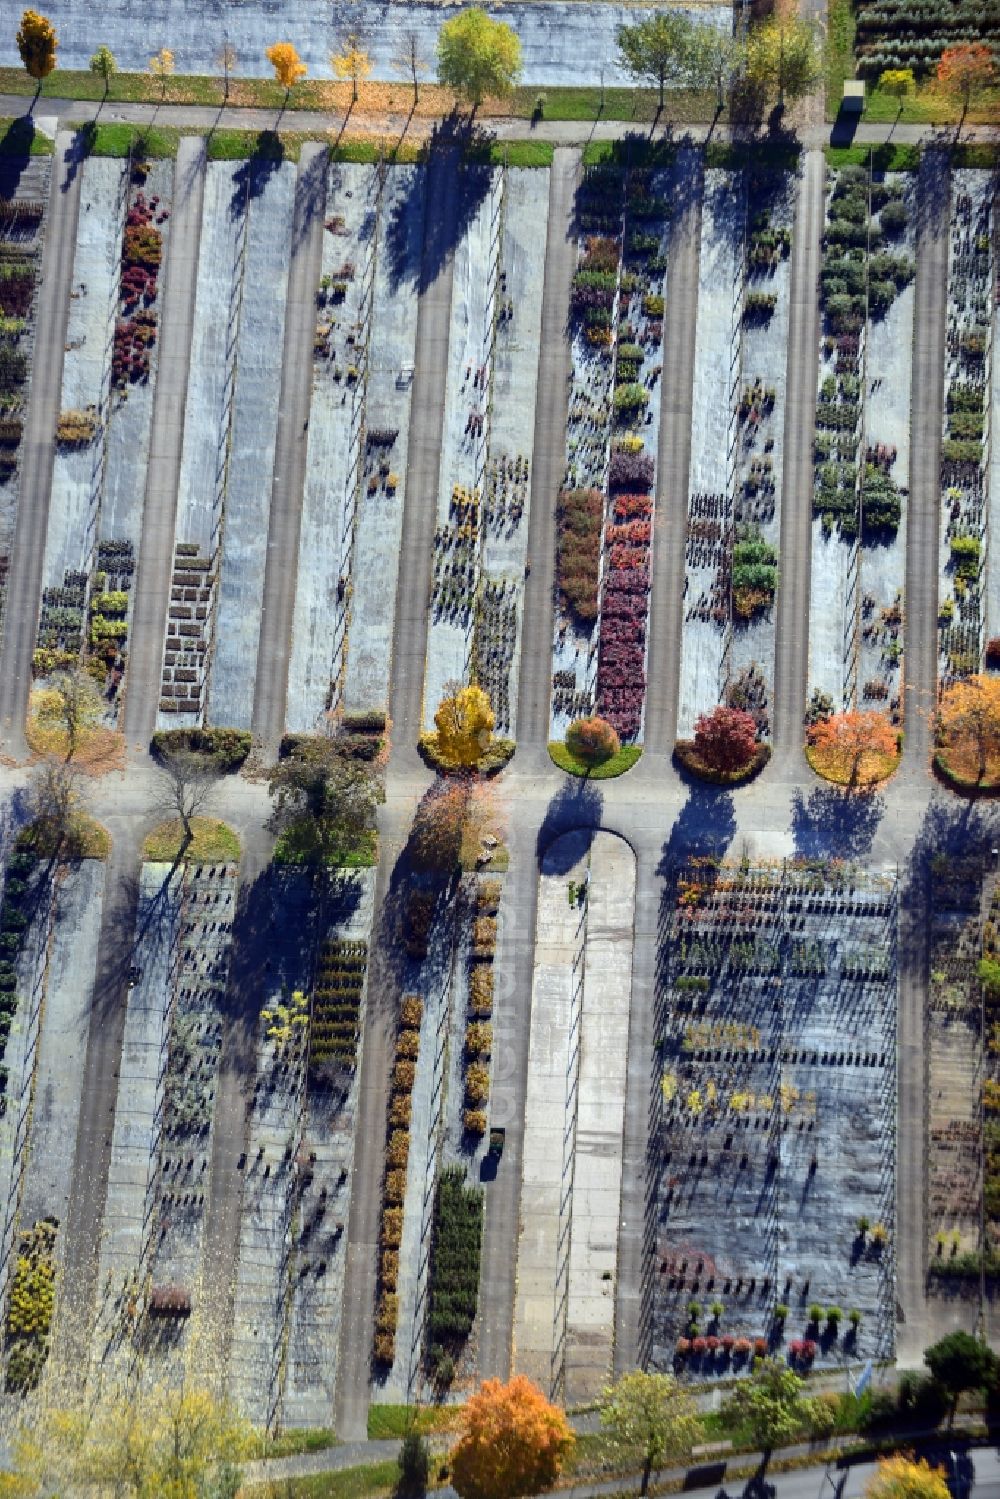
643;147;702;760
251;142;328;755
124;135;207;752
55;816;143;1390
335;147;460;1439
900;150;949;783
0;132;80;760
770;149;824;767
515;146;577;760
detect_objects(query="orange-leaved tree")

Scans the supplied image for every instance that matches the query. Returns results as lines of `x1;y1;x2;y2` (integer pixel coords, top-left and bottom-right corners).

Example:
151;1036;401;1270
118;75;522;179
938;674;1000;786
935;43;996;129
266;41;307;91
450;1375;574;1499
435;684;495;768
566;715;620;767
807;709;897;788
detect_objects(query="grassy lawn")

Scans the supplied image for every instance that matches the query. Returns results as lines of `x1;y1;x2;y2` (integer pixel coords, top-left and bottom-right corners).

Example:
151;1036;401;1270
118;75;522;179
273;818;378;868
824;142;920;171
257;1428;339;1460
74;121;181;158
0;116;54;155
367;1404;458;1439
142;817;241;864
15;813;110;861
549;742;643;779
245;1458;402;1498
825;0;856;117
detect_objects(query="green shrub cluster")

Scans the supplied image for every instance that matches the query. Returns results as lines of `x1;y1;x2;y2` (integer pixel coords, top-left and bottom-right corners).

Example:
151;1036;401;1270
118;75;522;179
426;1168;484;1363
5;1218;56;1392
151;726;252;771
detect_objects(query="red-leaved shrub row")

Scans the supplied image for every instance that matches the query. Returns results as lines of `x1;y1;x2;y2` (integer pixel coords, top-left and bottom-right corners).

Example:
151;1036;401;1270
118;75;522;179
608;448;654;492
596;494;652;739
556;488;605;627
113;192;165;387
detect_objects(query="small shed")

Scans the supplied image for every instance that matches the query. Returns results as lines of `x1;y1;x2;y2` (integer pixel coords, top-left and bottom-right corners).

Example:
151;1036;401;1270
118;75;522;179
842;79;866;113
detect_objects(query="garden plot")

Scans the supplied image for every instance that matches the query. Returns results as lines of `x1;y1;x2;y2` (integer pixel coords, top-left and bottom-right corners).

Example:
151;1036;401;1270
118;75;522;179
652;863;897;1375
551;163;674;744
35;158;125;681
938;172;994;682
0;160;52;643
91;861;237;1385
340;165;426;722
471;168;549;738
808;166;915;718
286;163;378;733
422;168;503;732
513;831;634;1405
0;858;103;1394
157;161;295;728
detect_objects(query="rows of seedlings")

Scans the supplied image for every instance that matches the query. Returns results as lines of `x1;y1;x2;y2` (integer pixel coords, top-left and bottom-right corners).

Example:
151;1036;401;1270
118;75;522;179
807;159;915;724
92;860;238;1386
422;168;505;731
0;160;51;645
35;154;172;723
157;159;295;728
550;158;672;745
939;170;994;683
0;841;104;1394
676;159;794;742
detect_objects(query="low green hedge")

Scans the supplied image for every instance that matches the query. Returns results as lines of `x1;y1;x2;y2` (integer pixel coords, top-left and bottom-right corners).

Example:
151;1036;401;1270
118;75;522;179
673;741;771;786
548;742;642;779
151;727;251;771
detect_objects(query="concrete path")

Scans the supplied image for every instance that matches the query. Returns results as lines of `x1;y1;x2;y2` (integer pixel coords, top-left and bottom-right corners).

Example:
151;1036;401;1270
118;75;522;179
124;135;206;751
900;150;948;783
384;147;459;774
0;131;80;760
643;146;702;760
251;143;328;754
770;148;824;767
55;818;142;1391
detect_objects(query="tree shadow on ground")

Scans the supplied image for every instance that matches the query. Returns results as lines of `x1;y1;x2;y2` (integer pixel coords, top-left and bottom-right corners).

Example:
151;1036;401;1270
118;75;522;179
535;776;603;871
291;140;328;253
0;118;40;196
383;112;493;295
229;131;285;217
790;785;885;861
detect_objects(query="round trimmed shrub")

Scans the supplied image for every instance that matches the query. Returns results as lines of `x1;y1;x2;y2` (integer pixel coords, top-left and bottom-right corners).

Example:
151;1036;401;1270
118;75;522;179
565;715;621;767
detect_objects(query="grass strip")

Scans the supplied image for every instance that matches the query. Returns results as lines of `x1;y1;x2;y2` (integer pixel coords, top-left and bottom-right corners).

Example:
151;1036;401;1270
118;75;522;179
824;142;921;171
0;117;54;156
71;121;181;158
367;1406;457;1440
142;817;241;863
548;742;643;779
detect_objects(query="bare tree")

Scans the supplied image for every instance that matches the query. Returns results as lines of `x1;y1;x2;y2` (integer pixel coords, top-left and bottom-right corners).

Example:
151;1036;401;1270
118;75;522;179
153;749;224;853
392;29;431;105
35;669;104;761
216;38;238;101
27;759;82;856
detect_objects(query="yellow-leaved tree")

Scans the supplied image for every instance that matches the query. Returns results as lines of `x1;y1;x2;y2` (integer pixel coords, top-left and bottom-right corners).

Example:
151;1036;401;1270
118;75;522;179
331;34;372;103
266;40;307;91
16;9;57;81
434;684;495;767
148;46;175;99
865;1456;950;1499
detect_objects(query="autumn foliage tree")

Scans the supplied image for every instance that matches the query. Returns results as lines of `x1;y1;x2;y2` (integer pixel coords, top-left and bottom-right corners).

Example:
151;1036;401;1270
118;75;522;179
450;1375;574;1499
865;1456;951;1499
935;43;996;129
433;684;495;768
601;1372;700;1496
16;10;57;81
266;40;307;91
693;705;758;773
808;708;898;788
331;34;372;102
566;716;621;768
937;674;1000;787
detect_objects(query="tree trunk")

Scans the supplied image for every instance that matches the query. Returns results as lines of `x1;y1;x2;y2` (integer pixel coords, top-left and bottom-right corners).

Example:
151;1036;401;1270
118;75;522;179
640;1456;652;1496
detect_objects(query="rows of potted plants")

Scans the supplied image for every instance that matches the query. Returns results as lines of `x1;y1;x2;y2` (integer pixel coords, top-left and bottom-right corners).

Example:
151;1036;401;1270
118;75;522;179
374;990;424;1368
938;171;994;687
424;1166;484;1389
4;1218;56;1393
853;0;998;79
807;161;914;728
286;163;380;733
551;161;672;747
0;175;49;644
